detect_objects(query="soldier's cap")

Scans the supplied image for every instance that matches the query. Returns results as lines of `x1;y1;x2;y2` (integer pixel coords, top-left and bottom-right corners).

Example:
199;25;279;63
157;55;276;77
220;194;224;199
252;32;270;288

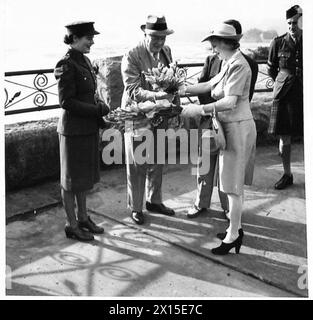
65;21;100;36
286;5;302;20
140;15;174;36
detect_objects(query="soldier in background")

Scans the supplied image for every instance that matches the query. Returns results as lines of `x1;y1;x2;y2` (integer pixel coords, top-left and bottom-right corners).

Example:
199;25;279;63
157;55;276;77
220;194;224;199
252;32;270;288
267;5;303;190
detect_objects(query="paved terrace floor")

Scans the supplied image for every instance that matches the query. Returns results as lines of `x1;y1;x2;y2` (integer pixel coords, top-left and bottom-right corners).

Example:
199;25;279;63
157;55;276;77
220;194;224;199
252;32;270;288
6;143;307;297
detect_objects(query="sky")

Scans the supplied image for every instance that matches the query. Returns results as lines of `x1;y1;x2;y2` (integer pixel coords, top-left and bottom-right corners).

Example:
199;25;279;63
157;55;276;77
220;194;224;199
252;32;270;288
3;0;308;50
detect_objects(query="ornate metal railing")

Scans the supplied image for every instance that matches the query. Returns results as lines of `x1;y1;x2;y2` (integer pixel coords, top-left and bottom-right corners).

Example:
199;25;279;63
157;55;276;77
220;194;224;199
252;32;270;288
4;69;58;115
4;60;273;115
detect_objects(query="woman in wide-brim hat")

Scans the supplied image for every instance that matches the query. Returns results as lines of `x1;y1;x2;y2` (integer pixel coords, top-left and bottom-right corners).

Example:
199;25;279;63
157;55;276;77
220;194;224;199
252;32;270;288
179;22;257;255
54;21;110;241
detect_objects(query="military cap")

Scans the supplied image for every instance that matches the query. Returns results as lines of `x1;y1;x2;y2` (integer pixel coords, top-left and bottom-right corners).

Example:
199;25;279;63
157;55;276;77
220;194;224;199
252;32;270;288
286;5;302;20
65;21;100;36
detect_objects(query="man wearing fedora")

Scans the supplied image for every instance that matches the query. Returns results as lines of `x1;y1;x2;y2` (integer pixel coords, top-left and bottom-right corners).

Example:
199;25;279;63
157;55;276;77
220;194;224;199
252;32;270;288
121;15;176;225
267;5;303;190
187;19;259;219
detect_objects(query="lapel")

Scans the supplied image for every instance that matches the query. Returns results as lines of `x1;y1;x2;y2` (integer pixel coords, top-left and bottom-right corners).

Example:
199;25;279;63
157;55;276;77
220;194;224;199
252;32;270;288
160;47;172;67
69;49;97;85
210;62;229;87
210;50;242;87
83;56;97;83
285;33;296;51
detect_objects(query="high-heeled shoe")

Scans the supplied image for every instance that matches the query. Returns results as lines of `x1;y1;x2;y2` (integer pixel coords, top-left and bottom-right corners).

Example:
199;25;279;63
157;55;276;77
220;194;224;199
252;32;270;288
216;228;244;240
65;225;94;241
211;236;242;255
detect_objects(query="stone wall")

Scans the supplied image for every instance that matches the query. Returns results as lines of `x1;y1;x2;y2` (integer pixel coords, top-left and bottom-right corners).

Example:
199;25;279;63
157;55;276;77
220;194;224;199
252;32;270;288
5;118;59;191
93;56;124;111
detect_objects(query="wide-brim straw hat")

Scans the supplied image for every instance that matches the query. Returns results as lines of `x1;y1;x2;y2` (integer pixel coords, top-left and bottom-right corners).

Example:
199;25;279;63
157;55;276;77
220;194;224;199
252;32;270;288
140;15;174;36
202;23;242;42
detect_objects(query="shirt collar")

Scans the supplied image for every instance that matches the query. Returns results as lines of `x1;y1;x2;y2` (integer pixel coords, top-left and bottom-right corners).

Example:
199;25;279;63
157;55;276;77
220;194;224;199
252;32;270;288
225;49;241;66
144;39;160;60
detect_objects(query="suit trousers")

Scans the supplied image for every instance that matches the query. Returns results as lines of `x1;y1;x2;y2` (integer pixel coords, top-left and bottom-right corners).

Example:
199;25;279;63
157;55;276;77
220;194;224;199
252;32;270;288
124;129;163;212
195;118;228;211
195;153;229;211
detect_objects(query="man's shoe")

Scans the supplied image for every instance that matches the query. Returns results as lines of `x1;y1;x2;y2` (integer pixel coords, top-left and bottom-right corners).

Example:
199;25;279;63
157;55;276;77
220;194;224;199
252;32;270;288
187;205;206;219
274;174;293;190
65;225;94;241
131;211;145;225
146;202;175;216
78;216;104;234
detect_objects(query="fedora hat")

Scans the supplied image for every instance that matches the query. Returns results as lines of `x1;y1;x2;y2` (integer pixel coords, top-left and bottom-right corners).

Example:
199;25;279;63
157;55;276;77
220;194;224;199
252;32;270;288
140;15;174;36
65;21;100;36
202;23;242;42
286;5;302;20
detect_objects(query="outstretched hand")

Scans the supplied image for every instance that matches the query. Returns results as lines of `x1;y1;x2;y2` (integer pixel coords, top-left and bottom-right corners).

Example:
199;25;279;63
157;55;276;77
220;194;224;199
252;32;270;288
181;103;203;118
155;91;174;102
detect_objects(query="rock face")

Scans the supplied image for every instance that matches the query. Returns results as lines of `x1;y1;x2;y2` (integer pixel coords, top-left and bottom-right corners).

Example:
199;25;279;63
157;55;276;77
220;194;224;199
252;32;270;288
93;56;124;111
5;118;60;191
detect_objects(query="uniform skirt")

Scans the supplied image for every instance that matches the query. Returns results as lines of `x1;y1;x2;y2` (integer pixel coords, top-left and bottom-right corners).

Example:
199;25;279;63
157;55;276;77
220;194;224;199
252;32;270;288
219;119;256;196
59;133;100;192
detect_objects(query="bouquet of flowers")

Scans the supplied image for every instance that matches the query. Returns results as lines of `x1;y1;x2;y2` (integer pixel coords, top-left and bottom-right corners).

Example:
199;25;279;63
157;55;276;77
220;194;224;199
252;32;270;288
143;62;186;94
104;62;185;130
105;107;145;123
104;106;147;131
142;62;185;126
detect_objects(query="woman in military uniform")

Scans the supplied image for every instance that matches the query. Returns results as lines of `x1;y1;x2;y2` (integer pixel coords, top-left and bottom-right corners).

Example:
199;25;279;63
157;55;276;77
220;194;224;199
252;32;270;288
54;21;109;241
267;5;303;190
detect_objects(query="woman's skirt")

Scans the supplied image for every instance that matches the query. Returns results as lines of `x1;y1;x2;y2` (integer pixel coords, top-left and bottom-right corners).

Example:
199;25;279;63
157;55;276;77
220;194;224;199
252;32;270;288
59;133;100;192
219;119;257;196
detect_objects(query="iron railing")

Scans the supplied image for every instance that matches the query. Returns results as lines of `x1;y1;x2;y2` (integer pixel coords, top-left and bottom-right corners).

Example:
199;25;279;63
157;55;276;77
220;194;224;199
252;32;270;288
4;60;273;115
4;68;57;115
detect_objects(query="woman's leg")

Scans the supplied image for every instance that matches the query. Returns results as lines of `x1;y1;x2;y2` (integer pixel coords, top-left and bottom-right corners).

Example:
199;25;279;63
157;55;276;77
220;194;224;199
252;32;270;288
61;188;78;228
76;191;88;222
223;193;242;243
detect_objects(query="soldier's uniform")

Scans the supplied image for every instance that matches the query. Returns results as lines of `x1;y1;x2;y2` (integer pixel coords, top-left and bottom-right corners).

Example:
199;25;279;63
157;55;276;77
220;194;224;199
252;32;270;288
267;31;303;136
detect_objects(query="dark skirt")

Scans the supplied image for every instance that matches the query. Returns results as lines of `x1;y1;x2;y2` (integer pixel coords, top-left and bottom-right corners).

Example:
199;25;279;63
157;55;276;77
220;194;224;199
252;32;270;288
59;133;100;192
268;79;303;136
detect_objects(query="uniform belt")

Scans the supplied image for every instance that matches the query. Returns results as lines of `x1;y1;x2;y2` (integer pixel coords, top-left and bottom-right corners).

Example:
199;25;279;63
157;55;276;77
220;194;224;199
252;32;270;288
280;67;302;74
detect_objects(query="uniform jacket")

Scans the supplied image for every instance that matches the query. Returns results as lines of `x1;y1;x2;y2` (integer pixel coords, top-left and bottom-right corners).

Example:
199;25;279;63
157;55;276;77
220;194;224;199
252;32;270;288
54;48;106;136
267;32;303;100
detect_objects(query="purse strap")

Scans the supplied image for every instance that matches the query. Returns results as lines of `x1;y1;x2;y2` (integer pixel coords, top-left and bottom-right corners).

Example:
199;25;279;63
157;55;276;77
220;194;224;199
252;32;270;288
212;103;219;133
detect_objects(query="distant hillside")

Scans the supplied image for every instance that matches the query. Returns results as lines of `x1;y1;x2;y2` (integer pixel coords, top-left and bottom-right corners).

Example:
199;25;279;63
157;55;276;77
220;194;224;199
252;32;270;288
242;28;278;42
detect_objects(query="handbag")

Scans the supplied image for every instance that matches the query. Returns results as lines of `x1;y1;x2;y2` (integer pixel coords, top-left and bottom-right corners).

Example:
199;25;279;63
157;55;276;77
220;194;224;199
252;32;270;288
211;103;226;150
201;104;226;154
